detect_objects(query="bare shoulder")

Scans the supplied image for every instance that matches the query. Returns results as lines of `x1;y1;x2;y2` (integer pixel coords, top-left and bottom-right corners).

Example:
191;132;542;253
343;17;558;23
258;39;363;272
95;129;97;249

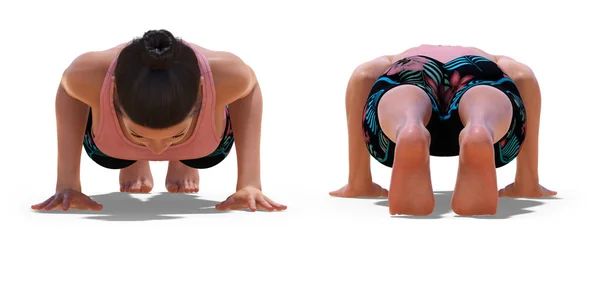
352;55;394;80
465;46;536;80
190;45;256;104
61;49;118;106
209;51;256;84
494;55;536;81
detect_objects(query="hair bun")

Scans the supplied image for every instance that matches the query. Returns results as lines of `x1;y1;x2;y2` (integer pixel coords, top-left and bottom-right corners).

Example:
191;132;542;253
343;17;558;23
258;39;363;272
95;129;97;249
140;29;178;69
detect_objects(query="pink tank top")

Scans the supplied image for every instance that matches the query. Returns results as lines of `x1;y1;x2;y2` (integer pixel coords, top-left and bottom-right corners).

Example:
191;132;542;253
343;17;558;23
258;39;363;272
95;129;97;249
92;41;224;161
401;44;485;62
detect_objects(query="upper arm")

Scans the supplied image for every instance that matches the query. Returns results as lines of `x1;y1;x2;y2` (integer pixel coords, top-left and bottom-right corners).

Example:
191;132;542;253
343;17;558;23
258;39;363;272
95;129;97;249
346;55;394;104
495;55;537;82
495;55;541;116
351;55;394;79
60;52;104;106
211;52;258;105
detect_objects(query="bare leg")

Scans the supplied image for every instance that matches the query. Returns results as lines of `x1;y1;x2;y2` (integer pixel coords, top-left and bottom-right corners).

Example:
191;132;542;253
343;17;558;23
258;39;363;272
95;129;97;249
452;86;512;216
119;160;154;193
165;161;199;193
378;85;434;216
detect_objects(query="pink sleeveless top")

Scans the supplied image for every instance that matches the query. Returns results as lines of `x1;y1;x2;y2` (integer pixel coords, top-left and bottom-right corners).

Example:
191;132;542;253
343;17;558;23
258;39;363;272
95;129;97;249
401;44;485;62
92;41;224;161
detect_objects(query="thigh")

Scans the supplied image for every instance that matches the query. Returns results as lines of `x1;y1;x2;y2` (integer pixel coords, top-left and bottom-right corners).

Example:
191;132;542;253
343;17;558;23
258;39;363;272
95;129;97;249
439;56;527;166
361;55;444;167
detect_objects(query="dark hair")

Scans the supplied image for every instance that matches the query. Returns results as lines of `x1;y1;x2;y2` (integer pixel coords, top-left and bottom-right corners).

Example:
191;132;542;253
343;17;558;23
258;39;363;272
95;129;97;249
113;29;201;129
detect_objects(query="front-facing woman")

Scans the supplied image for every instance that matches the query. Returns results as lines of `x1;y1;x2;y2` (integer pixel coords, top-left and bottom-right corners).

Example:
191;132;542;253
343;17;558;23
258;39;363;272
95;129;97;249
32;29;286;212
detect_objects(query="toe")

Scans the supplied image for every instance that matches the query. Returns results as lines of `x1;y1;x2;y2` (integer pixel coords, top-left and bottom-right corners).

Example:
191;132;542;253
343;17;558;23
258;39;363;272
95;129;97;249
140;185;153;193
120;183;133;193
166;184;179;193
188;181;199;193
130;182;144;193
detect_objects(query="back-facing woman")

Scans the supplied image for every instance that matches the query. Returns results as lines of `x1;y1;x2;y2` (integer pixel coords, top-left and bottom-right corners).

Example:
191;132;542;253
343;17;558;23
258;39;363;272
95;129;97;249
32;29;286;212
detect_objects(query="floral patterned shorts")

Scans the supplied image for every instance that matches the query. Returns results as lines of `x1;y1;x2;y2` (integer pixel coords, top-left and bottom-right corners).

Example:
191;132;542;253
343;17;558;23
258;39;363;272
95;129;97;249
362;55;526;168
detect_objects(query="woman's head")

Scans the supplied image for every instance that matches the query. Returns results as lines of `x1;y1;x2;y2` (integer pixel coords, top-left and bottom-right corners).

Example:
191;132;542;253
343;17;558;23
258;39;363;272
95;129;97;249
113;29;201;153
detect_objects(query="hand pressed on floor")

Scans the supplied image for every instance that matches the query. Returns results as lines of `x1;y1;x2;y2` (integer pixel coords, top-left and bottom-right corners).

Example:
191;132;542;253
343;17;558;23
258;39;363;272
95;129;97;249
215;186;287;212
32;189;103;211
499;182;557;198
329;182;389;198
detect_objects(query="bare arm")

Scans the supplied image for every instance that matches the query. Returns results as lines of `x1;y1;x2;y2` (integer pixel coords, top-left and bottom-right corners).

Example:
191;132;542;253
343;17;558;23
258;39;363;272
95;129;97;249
55;74;90;191
31;70;97;211
496;56;543;187
228;68;263;191
345;56;394;185
212;54;286;211
32;51;111;211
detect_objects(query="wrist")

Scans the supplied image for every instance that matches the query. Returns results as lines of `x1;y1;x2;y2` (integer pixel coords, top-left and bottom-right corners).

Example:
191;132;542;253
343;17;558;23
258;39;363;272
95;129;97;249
56;179;81;192
56;185;81;192
348;172;372;185
513;174;539;190
236;177;261;191
515;169;538;182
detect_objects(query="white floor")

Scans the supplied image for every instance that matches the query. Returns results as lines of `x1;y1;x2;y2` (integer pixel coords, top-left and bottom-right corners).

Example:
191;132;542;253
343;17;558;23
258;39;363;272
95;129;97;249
3;1;599;280
6;165;598;280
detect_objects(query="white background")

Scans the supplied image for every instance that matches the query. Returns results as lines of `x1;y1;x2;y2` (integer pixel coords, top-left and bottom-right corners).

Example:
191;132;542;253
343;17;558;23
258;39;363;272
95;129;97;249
2;0;598;280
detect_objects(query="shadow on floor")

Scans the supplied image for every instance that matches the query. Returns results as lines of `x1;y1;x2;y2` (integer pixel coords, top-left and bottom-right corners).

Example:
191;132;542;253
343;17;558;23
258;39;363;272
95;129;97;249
33;192;228;221
375;191;562;219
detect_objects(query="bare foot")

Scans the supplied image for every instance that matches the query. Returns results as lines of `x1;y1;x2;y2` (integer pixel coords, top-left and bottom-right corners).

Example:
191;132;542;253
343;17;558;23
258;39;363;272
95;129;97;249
452;125;498;216
119;160;154;193
388;124;434;216
165;161;199;193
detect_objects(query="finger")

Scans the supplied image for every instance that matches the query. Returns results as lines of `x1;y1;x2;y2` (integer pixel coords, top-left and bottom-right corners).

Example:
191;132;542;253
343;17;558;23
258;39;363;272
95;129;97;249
264;196;287;211
498;188;507;197
247;197;257;212
542;187;557;196
44;195;63;211
329;189;344;197
256;196;274;211
215;196;236;211
223;202;250;210
62;193;72;211
380;188;389;197
31;196;55;210
79;195;103;211
90;202;103;211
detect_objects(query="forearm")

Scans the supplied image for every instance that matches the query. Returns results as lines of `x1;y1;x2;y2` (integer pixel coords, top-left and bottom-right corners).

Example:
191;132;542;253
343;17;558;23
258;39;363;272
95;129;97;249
229;83;263;190
346;80;373;184
495;56;542;183
514;75;541;182
55;84;89;191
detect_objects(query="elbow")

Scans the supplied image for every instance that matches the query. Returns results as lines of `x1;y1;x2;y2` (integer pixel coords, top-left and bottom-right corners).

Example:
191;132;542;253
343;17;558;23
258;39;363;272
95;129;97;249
351;63;380;82
502;60;537;85
512;65;537;84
